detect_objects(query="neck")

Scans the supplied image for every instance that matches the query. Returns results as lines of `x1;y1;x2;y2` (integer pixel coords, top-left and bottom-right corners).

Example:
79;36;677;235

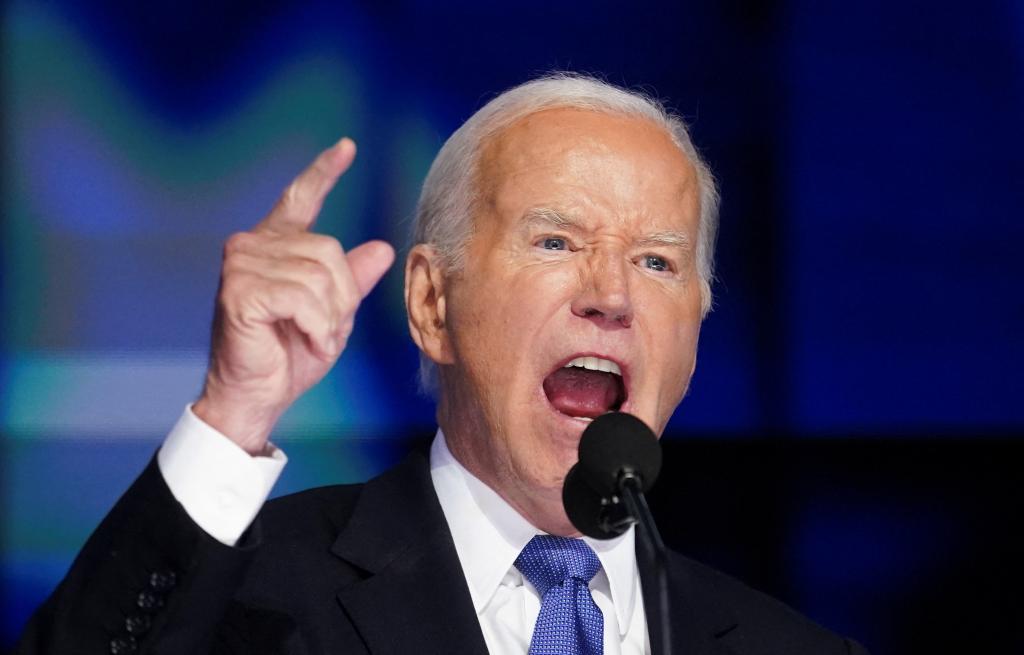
437;398;580;537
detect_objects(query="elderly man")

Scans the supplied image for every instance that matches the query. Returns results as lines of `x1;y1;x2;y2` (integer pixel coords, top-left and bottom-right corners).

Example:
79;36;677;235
17;74;866;654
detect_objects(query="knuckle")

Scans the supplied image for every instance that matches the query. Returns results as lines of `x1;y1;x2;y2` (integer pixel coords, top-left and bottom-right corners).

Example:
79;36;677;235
308;262;335;294
281;182;301;210
220;270;255;299
259;281;294;313
269;278;300;301
279;181;312;219
293;260;332;295
218;273;255;319
221;258;241;278
310;234;345;262
286;280;319;309
224;231;253;255
222;252;253;277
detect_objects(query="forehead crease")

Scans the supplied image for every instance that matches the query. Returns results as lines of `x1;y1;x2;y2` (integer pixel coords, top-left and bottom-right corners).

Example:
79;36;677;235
479;108;699;225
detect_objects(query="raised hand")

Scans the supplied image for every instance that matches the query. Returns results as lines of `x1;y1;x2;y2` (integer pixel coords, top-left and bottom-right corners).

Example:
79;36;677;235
193;138;395;454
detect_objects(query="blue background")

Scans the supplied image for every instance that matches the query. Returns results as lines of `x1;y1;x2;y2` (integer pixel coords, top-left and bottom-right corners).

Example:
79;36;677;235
2;1;1022;652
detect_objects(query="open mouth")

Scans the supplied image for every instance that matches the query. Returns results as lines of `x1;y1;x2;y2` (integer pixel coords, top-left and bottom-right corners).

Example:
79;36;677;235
542;355;628;420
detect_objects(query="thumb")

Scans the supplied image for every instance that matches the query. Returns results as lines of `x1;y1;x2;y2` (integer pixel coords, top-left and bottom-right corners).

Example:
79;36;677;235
347;240;397;299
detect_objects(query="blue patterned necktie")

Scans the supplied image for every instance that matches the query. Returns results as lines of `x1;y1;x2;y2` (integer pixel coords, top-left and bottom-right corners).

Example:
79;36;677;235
515;535;604;655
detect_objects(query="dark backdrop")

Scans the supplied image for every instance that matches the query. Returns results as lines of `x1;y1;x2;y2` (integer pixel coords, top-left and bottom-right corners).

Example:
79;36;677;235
2;1;1022;652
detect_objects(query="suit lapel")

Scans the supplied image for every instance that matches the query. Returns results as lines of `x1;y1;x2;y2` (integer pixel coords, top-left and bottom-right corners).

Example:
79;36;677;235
330;452;488;655
637;538;739;655
326;451;745;655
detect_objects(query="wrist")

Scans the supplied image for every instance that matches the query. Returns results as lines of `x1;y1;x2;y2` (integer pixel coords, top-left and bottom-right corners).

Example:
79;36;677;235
193;392;282;456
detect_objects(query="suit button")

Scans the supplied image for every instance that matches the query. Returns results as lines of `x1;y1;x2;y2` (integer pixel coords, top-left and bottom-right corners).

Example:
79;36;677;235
125;613;151;636
109;636;137;654
149;570;177;593
136;589;164;612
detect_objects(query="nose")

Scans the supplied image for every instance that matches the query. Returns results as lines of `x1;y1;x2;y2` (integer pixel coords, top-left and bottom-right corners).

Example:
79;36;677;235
571;252;633;328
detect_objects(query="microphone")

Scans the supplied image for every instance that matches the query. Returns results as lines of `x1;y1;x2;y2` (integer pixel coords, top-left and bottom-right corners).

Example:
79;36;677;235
562;412;673;655
562;412;662;539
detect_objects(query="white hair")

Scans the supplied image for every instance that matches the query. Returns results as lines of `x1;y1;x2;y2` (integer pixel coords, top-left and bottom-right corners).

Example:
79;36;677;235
411;72;720;394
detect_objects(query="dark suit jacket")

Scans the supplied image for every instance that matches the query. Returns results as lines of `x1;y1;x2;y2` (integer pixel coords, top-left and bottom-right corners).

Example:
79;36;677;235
16;450;867;655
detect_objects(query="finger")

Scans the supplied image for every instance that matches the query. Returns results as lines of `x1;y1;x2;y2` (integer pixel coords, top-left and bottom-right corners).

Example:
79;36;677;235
257;137;357;235
226;232;358;320
227;232;346;274
252;279;338;360
224;272;336;360
345;240;397;299
227;232;392;308
226;252;341;330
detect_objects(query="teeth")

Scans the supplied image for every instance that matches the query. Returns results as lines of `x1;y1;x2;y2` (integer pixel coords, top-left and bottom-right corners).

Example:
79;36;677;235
564;356;622;376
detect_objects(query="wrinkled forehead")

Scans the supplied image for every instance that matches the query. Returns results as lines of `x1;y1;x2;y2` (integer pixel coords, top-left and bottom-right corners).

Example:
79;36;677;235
473;107;699;227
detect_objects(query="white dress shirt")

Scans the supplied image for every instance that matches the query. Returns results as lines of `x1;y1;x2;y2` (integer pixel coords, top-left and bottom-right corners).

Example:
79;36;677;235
430;431;649;654
158;405;287;544
158;406;649;653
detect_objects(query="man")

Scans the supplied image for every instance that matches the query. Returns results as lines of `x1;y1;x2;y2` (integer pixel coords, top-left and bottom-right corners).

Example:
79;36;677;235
17;74;866;654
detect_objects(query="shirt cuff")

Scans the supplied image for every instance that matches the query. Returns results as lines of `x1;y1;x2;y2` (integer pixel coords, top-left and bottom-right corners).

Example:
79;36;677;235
157;404;287;546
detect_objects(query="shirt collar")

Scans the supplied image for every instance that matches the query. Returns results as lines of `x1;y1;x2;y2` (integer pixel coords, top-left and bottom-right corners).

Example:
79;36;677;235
429;429;638;636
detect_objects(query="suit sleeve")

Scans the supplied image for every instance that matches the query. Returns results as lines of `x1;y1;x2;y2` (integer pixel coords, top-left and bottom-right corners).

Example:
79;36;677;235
13;456;262;655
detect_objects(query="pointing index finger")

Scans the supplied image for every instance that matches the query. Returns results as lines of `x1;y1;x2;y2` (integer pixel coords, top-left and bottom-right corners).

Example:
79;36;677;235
257;137;357;234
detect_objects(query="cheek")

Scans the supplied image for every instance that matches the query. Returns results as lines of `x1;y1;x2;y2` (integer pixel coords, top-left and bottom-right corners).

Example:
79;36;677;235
451;265;569;386
670;299;702;369
646;294;702;394
491;262;576;329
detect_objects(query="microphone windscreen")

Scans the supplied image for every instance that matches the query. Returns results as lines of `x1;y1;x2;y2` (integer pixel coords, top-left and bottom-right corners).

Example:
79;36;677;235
562;464;630;540
577;412;662;496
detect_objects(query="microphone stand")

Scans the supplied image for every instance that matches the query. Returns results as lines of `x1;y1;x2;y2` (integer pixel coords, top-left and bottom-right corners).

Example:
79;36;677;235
619;472;672;655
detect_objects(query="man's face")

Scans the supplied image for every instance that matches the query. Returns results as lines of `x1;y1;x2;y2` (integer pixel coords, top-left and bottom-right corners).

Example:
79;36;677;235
436;108;703;533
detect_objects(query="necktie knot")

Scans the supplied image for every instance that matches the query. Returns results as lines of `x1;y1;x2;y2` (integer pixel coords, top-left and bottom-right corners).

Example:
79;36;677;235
515;535;601;597
515;535;604;654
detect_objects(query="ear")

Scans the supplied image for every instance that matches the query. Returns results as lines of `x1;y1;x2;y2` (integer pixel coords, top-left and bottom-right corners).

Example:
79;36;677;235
405;244;455;365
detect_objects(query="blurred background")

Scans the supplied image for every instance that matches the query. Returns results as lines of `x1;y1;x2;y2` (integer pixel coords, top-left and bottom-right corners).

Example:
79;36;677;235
2;0;1022;651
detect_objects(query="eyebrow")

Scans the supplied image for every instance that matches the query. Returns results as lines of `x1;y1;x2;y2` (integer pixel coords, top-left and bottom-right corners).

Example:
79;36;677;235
523;207;692;251
523;207;585;231
636;231;692;251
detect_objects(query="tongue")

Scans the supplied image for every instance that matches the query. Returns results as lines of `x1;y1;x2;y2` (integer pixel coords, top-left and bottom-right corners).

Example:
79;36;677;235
543;367;622;419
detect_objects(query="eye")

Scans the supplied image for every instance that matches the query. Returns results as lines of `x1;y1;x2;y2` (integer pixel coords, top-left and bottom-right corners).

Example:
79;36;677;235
539;237;568;250
642;254;671;272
